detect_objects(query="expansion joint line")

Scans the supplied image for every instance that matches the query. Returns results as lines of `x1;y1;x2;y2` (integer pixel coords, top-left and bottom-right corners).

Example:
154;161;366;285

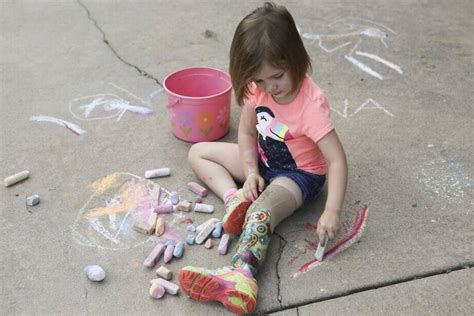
76;0;163;87
274;232;288;309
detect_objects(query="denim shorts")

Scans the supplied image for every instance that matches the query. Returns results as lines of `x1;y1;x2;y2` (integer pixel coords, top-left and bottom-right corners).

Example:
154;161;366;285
258;160;326;205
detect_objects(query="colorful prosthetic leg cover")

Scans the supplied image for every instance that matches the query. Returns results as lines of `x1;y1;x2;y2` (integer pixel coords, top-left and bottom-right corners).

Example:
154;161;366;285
231;208;272;276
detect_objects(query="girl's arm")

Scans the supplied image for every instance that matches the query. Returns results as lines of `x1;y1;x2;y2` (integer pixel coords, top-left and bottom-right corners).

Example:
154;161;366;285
317;129;348;241
238;103;265;200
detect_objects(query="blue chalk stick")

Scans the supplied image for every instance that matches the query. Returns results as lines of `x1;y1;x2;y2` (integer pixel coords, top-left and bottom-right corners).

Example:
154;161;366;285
186;235;195;245
186;224;196;232
212;222;223;238
173;241;184;258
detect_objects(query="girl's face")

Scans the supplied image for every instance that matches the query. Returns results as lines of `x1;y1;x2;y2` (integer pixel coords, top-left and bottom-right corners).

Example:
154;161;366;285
252;63;297;104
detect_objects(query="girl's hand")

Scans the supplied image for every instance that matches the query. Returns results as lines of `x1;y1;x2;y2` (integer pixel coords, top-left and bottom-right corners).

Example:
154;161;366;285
243;172;265;201
316;209;341;242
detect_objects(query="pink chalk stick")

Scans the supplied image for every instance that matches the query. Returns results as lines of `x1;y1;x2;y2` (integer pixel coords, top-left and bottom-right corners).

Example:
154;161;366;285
218;234;230;255
144;243;165;268
155;216;165;237
164;244;175;263
150;278;180;295
177;200;192;212
151;186;161;208
204;238;213;249
155;204;174;214
149;282;166;299
187;182;208;197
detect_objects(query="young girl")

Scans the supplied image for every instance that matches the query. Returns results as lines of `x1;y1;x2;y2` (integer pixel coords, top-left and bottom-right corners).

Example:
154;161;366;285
179;2;347;314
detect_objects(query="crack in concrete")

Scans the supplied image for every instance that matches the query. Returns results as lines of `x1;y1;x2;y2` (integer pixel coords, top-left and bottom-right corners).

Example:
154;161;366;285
77;0;162;87
274;232;288;309
265;262;474;314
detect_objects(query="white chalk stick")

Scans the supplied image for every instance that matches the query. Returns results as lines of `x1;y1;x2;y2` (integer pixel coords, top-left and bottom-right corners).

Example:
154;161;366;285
196;218;219;233
315;234;329;262
194;203;214;213
195;221;216;244
145;168;170;179
4;170;30;187
150;278;180;295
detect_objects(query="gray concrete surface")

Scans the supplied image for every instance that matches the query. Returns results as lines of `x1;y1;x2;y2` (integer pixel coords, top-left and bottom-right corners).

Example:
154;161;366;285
1;0;472;315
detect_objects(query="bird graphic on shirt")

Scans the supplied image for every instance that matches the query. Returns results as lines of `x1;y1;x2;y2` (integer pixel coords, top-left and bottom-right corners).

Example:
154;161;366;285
255;106;297;170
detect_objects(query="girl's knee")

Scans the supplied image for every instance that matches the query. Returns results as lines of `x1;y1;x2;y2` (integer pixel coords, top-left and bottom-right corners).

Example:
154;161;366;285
188;142;214;166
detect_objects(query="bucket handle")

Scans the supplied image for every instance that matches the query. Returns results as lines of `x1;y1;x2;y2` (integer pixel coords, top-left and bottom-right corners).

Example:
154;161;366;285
167;97;181;109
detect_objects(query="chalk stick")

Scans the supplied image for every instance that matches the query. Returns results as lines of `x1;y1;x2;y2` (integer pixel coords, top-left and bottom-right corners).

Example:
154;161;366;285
187;182;208;197
150;278;180;295
218;234;230;255
195;220;216;244
146;210;158;234
26;194;40;206
155;216;165;237
151;186;161;208
149;282;166;299
155;265;173;280
315;234;329;262
176;200;192;212
4;170;30;187
145;168;170;179
144;243;165;268
212;222;222;238
170;191;180;205
196;218;219;233
133;221;149;235
186;224;196;232
164;244;175;263
155;204;174;214
204;238;213;249
173;241;184;258
195;196;203;203
84;265;105;282
194;203;214;213
185;235;195;245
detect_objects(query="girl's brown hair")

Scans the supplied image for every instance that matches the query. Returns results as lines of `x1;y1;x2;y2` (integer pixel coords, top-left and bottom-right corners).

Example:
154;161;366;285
229;2;312;106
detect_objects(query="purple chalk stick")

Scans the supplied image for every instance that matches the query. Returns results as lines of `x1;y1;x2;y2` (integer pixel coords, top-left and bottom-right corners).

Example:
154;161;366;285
150;278;180;295
218;234;230;255
164;244;175;263
155;204;174;214
144;243;165;268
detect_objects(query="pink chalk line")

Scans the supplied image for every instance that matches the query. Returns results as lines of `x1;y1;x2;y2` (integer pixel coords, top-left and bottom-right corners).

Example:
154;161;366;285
30;115;86;135
291;204;369;278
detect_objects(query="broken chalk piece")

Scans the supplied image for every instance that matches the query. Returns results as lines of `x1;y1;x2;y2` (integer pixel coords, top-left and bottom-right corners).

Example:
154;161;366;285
195;220;217;244
145;168;170;179
26;194;40;206
149;282;166;299
146;210;158;234
173;241;184;258
194;203;214;213
4;170;30;187
196;218;220;233
133;221;149;235
164;244;175;263
186;235;195;245
176;200;192;212
195;196;203;203
144;243;165;268
212;222;223;238
170;191;180;205
155;204;174;214
186;224;196;232
218;234;230;255
155;216;165;237
204;238;213;249
187;182;208;197
150;278;180;295
155;265;173;280
84;265;106;282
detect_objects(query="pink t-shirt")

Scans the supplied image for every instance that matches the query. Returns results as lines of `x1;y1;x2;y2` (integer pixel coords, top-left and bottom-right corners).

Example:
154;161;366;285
246;75;334;175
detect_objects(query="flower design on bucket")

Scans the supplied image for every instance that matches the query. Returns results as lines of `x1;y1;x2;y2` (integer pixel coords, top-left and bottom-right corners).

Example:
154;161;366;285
171;109;193;139
197;112;214;138
217;106;230;131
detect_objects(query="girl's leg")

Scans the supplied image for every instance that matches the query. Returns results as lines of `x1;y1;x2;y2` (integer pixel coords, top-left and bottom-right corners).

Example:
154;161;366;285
188;142;245;200
231;177;302;276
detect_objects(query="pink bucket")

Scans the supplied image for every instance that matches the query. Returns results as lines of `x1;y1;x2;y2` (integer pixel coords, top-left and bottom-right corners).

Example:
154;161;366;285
163;67;232;142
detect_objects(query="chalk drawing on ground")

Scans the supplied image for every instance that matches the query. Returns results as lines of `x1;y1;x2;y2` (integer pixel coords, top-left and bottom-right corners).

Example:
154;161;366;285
281;205;369;278
69;83;154;122
301;17;403;80
29;115;86;135
417;154;472;202
71;172;188;251
330;98;394;118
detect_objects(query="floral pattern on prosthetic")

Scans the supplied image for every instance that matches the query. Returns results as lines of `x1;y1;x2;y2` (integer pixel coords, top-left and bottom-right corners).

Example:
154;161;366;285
231;209;272;276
